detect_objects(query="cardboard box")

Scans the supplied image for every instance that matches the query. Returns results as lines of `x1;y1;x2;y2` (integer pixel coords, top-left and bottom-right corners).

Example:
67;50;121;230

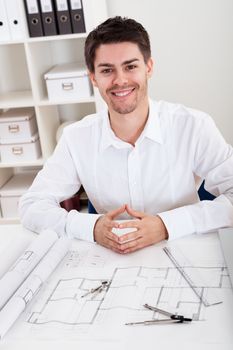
0;172;37;218
0;133;41;163
44;62;93;101
0;108;37;140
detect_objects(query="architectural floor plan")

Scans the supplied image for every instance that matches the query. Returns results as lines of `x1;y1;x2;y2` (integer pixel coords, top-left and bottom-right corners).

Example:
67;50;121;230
6;232;232;344
26;264;229;328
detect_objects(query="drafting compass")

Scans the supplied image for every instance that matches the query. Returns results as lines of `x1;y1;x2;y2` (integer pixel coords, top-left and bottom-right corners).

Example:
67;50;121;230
125;304;192;325
81;280;110;299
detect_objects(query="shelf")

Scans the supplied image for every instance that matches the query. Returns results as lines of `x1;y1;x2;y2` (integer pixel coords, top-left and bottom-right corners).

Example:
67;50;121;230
0;90;34;109
0;0;108;225
26;38;87;102
0;40;24;46
38;96;95;106
0;44;31;102
0;217;20;224
26;33;88;43
0;158;44;169
0;33;88;47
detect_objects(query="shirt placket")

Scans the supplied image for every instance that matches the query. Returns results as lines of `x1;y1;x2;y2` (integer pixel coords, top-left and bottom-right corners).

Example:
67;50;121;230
127;147;144;212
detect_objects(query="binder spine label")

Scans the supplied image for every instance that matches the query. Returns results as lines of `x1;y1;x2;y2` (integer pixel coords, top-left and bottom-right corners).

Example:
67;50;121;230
40;0;53;12
26;0;39;14
56;0;68;11
70;0;82;10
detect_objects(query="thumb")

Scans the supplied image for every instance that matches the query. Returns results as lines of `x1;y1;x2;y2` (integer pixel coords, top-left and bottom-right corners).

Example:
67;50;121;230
125;204;146;219
107;204;126;220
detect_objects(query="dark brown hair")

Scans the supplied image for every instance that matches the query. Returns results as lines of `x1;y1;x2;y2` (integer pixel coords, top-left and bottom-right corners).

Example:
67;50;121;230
84;16;151;72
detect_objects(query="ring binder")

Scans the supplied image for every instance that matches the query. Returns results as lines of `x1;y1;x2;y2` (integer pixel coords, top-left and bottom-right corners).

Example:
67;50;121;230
0;0;11;42
39;0;57;36
5;0;28;40
54;0;72;35
69;0;86;34
24;0;44;37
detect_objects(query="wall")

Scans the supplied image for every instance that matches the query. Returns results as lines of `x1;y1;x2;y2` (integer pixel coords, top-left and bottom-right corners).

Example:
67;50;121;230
107;0;233;145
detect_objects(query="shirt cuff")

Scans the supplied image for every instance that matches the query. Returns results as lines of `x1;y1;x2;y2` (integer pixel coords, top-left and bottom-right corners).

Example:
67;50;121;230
158;206;195;240
66;211;102;242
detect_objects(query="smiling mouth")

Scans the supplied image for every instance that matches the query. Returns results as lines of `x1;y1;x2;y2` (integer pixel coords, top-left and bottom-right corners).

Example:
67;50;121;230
110;88;135;97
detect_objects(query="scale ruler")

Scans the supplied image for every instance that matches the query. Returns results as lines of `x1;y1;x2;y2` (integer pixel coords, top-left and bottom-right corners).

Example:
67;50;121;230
163;246;223;307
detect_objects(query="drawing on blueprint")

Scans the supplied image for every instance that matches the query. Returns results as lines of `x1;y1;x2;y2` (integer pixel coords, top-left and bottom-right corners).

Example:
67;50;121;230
24;260;231;328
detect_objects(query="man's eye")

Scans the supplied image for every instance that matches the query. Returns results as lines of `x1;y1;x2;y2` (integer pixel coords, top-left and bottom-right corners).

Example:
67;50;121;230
126;65;137;71
101;69;112;74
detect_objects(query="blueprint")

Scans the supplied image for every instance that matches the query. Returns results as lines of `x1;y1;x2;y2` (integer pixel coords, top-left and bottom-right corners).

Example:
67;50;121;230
0;233;30;279
0;230;70;340
6;232;233;345
0;237;70;339
0;229;58;310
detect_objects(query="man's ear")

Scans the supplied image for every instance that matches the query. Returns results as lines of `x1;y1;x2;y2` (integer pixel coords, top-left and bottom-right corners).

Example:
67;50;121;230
146;57;154;78
89;71;98;87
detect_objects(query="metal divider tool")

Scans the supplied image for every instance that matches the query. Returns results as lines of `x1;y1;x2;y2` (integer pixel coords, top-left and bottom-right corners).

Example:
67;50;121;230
81;281;110;299
125;304;192;325
163;246;222;307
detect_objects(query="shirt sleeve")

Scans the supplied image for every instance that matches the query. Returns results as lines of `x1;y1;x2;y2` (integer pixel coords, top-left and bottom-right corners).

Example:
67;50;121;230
19;133;101;242
158;114;233;240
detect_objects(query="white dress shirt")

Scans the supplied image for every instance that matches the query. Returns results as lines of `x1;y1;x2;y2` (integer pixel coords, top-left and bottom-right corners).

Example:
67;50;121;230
19;99;233;241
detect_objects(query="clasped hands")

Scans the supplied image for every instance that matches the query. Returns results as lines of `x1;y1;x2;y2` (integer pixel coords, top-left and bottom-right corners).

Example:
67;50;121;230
94;204;168;254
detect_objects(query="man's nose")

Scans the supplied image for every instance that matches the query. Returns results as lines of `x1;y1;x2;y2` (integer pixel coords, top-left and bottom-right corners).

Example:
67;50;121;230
112;70;128;86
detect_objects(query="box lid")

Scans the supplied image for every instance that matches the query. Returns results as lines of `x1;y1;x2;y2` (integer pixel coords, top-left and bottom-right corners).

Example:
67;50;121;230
44;62;88;80
0;107;35;123
0;132;39;145
0;172;37;197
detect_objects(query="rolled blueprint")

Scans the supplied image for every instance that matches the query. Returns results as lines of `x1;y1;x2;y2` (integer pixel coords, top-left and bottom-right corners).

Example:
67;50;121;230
0;237;70;339
0;235;30;279
0;229;58;310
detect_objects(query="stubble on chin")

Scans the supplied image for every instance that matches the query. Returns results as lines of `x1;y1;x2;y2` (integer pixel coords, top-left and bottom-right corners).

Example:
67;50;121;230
108;88;138;115
110;100;138;115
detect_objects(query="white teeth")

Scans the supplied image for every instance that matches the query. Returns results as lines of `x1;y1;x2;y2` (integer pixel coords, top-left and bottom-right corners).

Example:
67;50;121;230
114;90;132;97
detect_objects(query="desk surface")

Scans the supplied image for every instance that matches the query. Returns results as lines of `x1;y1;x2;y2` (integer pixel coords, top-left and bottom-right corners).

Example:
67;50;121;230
0;225;233;350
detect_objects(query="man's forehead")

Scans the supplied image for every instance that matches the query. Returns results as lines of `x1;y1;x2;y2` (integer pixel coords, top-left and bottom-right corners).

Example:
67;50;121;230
94;42;144;66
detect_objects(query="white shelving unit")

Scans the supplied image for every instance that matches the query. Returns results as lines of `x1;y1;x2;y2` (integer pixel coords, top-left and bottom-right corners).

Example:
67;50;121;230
0;0;108;224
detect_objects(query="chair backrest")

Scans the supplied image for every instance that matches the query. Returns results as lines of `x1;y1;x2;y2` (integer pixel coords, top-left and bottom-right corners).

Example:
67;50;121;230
88;200;97;214
198;181;216;201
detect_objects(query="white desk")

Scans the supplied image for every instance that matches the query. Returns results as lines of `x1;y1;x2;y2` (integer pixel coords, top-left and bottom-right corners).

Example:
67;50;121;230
0;224;233;350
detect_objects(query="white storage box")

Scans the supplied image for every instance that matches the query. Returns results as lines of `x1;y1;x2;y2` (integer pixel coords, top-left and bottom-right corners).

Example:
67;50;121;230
44;62;93;101
0;108;37;140
0;133;41;163
0;172;37;218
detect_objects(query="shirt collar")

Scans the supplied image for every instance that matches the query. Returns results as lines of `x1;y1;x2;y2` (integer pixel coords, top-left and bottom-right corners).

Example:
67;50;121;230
140;98;163;144
100;109;131;152
100;98;163;152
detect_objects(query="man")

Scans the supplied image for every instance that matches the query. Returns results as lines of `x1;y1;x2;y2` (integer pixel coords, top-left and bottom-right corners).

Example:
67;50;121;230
19;16;233;254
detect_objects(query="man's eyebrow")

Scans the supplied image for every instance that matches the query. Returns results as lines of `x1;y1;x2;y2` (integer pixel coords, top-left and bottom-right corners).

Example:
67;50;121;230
122;58;139;65
97;58;140;68
97;63;114;68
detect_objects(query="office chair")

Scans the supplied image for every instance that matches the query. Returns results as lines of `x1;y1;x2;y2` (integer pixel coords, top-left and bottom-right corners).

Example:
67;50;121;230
88;200;97;214
198;181;216;201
